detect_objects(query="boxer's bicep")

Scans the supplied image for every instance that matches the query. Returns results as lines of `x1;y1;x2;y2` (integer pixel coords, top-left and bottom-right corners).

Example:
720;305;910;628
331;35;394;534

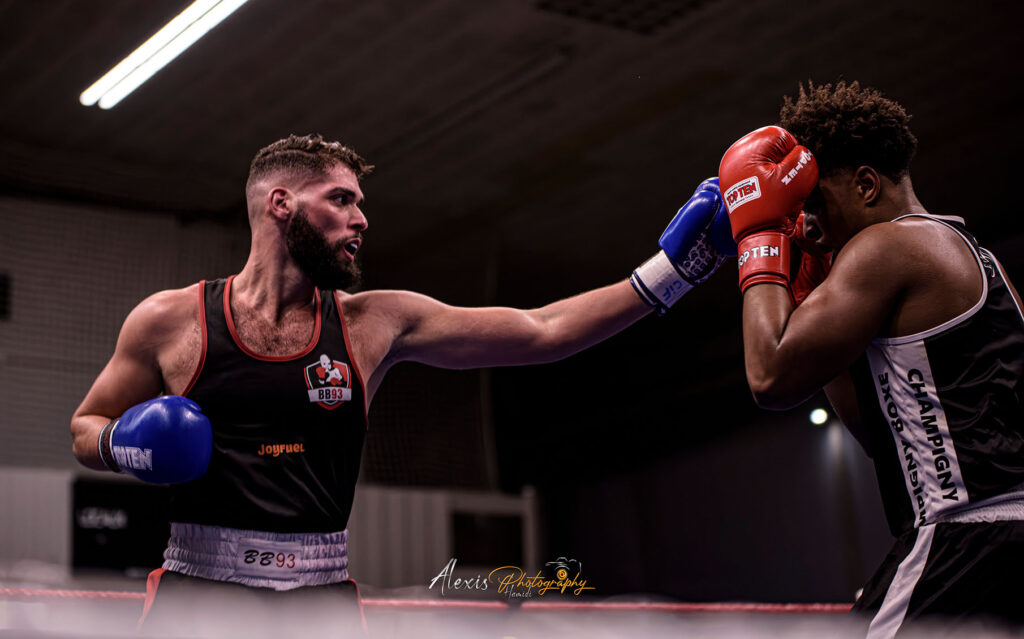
746;226;906;408
789;249;897;356
382;291;546;369
71;296;176;466
385;281;646;369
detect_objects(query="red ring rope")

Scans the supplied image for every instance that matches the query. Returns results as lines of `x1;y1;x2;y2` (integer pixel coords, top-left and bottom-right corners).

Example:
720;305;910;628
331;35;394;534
0;588;852;613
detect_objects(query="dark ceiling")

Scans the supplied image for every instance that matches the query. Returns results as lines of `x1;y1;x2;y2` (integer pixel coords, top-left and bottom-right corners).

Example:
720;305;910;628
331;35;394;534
3;0;1021;239
2;1;1023;445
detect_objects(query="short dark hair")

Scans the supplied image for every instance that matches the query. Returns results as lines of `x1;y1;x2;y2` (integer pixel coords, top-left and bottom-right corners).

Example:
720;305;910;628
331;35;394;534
246;134;374;192
779;81;917;182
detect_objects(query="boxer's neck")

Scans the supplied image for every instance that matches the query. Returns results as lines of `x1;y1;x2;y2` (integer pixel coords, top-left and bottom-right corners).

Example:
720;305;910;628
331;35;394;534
233;244;317;324
874;174;928;224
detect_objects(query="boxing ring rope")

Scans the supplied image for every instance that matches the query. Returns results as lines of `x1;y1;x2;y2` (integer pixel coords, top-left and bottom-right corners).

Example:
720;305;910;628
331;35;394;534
0;588;852;614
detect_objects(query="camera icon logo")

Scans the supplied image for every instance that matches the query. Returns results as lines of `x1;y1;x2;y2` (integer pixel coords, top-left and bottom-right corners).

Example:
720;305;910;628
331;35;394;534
544;556;581;582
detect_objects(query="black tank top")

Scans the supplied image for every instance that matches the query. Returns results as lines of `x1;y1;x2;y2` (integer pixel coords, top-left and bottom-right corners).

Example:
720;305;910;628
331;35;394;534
850;215;1024;535
171;276;368;533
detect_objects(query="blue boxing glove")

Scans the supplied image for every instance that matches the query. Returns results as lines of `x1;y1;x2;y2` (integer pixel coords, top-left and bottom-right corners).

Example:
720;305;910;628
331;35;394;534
630;178;737;314
97;396;212;484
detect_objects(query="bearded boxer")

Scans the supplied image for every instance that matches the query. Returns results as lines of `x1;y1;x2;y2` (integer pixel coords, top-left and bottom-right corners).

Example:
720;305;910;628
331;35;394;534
720;82;1024;635
69;134;735;631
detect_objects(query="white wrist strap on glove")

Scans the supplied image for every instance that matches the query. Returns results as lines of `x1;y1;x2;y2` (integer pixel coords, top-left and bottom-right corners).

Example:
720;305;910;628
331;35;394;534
630;250;695;315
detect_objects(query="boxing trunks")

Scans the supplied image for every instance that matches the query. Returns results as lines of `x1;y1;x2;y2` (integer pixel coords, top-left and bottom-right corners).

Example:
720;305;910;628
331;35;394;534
847;215;1024;634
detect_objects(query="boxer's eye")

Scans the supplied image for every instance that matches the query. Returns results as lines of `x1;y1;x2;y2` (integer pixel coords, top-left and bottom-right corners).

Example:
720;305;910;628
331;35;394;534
329;189;359;206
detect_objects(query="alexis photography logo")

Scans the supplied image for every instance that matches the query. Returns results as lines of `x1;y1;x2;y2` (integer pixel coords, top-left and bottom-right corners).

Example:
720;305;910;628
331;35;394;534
427;556;594;599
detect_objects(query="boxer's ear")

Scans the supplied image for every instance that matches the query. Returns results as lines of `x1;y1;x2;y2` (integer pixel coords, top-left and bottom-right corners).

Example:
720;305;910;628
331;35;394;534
853;166;881;206
268;187;295;221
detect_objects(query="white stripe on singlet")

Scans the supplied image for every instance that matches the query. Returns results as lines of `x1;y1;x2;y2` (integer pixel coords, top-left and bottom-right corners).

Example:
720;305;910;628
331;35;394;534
162;522;350;591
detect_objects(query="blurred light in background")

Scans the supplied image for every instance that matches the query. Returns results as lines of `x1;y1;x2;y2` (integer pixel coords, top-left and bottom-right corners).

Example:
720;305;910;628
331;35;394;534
80;0;249;109
810;408;829;426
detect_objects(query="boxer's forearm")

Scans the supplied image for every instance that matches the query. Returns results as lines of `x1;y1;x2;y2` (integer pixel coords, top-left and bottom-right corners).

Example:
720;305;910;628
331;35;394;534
523;279;653;362
390;280;652;370
71;413;111;470
741;283;810;409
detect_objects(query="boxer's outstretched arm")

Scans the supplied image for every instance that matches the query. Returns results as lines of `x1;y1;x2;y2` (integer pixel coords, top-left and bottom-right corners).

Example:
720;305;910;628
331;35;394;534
70;289;192;469
364;279;651;371
742;223;908;409
362;177;735;373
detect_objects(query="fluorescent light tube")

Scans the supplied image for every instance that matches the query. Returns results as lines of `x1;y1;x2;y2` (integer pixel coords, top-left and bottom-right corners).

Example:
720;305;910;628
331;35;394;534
80;0;220;106
80;0;248;109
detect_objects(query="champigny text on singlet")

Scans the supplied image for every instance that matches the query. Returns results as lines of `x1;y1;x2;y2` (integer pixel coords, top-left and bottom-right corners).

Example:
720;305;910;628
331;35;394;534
850;215;1024;535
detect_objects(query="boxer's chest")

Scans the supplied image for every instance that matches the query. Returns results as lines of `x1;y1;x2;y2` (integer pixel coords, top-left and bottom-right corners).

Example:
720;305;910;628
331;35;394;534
231;306;316;356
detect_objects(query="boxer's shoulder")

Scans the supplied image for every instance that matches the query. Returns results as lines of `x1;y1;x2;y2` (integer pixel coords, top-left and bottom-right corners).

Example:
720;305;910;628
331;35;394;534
336;289;417;377
121;285;202;394
337;288;455;376
831;221;911;277
866;216;977;274
837;217;982;337
836;218;953;273
824;221;938;304
126;284;201;339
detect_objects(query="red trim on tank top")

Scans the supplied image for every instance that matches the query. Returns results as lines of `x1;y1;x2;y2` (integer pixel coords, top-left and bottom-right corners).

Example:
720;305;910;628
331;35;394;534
222;274;322;362
182;281;208;397
335;291;370;429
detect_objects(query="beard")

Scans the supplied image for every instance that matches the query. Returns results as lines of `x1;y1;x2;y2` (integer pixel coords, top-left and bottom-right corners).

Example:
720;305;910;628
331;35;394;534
285;207;362;291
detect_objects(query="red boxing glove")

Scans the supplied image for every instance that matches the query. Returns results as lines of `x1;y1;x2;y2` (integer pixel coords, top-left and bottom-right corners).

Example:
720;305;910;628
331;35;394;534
789;212;832;307
719;126;818;293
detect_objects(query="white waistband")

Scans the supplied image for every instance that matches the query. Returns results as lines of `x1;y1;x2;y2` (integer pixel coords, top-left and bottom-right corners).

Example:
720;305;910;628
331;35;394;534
162;523;349;591
931;485;1024;525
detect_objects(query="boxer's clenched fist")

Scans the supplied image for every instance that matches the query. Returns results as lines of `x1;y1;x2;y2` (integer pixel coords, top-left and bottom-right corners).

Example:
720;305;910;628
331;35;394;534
719;126;818;293
98;395;212;484
630;178;736;314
